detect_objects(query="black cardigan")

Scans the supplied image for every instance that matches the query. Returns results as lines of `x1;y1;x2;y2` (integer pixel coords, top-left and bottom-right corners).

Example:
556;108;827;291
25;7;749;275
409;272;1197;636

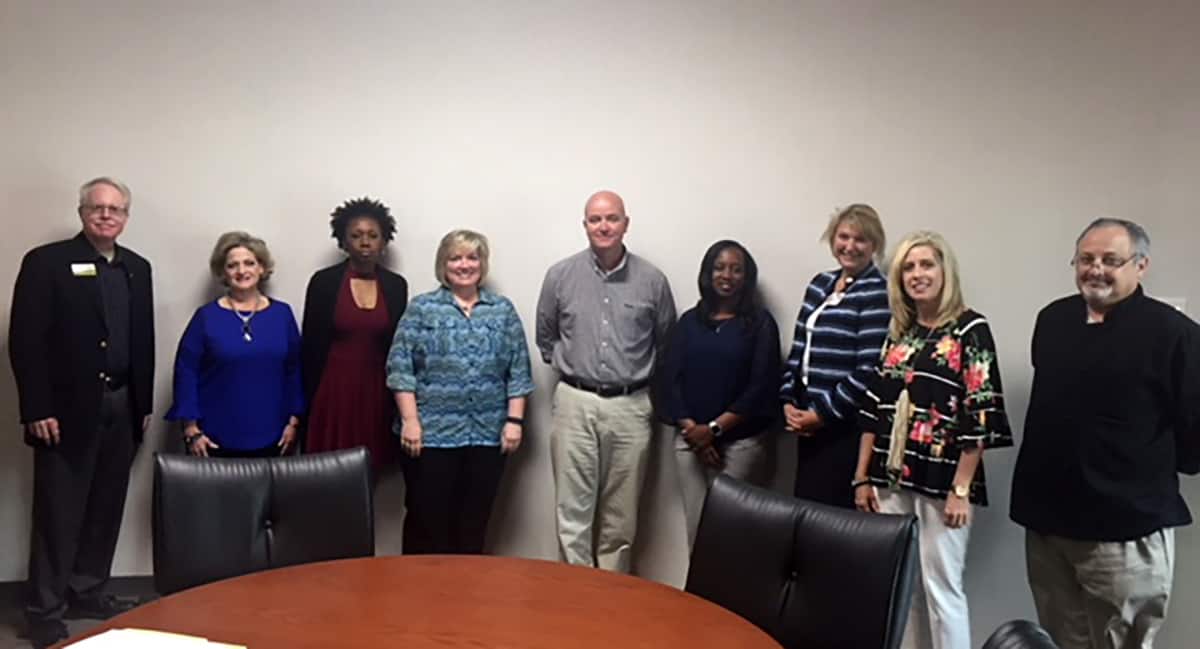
299;260;408;418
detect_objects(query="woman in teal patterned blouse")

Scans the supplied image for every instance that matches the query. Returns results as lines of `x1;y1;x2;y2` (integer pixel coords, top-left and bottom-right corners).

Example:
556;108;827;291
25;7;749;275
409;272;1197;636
386;229;534;554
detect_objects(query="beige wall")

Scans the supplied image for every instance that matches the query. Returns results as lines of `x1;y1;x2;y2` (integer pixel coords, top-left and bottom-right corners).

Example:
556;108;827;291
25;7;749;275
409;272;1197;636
1;2;1196;646
1142;33;1200;648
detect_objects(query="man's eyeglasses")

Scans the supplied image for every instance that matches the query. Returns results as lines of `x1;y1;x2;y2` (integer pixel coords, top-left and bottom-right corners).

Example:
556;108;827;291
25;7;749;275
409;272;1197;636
81;204;128;217
1070;254;1137;271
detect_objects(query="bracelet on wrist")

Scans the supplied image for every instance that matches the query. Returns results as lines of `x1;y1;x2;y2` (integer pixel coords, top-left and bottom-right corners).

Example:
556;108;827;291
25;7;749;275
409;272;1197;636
850;478;872;489
505;416;524;427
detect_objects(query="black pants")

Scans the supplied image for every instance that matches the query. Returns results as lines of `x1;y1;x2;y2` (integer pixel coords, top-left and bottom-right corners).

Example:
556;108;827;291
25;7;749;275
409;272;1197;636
793;420;859;509
27;386;134;622
401;446;506;555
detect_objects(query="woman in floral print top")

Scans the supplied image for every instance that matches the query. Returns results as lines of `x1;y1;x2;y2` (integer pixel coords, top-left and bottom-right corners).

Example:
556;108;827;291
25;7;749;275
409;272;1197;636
854;231;1012;649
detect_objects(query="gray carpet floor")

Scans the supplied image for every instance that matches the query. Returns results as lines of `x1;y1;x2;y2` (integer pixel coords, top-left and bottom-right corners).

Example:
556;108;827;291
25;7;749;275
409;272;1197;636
0;578;156;649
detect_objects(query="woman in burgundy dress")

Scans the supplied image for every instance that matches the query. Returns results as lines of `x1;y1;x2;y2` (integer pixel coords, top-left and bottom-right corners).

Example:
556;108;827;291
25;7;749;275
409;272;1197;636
301;197;408;471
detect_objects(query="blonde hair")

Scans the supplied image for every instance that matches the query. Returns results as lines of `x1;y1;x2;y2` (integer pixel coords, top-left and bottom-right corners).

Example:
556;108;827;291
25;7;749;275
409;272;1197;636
209;231;275;283
820;203;886;262
886;230;965;339
435;229;490;287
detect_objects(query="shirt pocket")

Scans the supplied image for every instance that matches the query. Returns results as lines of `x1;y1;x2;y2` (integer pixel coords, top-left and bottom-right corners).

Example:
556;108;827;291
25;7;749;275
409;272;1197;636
407;330;429;373
619;300;656;343
413;319;456;372
473;318;509;376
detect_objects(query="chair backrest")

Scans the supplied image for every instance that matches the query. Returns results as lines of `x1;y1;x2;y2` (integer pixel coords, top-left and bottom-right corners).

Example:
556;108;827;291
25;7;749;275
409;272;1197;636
981;620;1060;649
686;475;918;649
153;447;374;595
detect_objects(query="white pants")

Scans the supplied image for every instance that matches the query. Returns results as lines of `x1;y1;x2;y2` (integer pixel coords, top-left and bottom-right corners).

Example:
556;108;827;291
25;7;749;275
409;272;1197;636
674;432;771;551
550;382;653;573
877;488;972;649
1026;528;1174;649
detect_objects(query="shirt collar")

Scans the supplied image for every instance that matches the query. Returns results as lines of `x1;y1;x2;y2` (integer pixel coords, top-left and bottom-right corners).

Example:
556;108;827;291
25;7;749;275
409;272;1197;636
850;261;881;282
436;286;497;305
73;231;122;265
1087;285;1144;323
827;261;879;291
90;242;122;265
590;246;629;278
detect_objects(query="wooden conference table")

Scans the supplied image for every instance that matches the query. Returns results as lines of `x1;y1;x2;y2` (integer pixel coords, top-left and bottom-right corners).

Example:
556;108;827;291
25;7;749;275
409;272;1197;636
60;555;782;648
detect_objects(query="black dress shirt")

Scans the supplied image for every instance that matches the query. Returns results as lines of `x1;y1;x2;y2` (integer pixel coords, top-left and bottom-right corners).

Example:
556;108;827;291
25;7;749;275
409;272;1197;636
95;251;132;375
1011;287;1200;541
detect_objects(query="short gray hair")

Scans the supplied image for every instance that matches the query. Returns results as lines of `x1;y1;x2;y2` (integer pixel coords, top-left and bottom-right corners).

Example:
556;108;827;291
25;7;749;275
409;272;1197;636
1076;217;1151;259
79;177;131;209
209;231;275;283
435;229;490;287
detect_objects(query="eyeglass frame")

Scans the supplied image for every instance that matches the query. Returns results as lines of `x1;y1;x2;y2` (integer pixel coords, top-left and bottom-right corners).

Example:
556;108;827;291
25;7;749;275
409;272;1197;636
80;203;129;217
1069;253;1142;271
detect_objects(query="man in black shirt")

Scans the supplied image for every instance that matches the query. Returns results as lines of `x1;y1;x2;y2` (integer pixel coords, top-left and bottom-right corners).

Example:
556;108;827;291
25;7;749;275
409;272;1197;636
9;177;156;648
1011;218;1199;649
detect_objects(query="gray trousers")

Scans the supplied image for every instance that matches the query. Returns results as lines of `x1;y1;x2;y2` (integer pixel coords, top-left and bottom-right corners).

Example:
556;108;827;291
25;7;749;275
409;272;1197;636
674;432;770;551
1026;528;1175;649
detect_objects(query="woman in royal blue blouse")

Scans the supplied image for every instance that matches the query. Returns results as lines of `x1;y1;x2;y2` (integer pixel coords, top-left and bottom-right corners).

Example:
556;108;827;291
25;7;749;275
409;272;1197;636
657;240;781;550
167;231;304;458
386;229;534;555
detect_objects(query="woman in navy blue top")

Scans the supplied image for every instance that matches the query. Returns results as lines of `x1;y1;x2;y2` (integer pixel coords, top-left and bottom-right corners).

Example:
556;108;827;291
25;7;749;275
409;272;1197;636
657;240;781;550
167;232;304;458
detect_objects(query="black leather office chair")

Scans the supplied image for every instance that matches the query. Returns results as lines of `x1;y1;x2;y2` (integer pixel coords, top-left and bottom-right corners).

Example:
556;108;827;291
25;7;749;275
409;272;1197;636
981;620;1060;649
686;475;919;649
153;447;374;595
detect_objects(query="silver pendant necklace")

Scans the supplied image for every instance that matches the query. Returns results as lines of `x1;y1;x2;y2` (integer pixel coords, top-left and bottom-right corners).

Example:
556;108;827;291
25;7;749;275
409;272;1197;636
229;295;261;342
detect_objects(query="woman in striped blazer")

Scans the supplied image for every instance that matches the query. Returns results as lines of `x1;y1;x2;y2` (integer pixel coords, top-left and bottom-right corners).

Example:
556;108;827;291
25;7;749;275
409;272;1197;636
781;204;890;508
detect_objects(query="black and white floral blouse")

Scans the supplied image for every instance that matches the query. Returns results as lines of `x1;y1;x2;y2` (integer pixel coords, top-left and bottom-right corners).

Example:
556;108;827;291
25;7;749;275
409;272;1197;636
858;309;1013;505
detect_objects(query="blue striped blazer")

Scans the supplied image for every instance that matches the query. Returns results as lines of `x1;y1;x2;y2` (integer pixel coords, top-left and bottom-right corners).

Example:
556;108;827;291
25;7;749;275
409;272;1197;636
780;263;890;425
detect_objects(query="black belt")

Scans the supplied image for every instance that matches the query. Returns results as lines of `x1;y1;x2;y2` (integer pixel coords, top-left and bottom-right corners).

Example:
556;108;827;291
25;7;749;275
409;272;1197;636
102;372;129;391
561;376;649;398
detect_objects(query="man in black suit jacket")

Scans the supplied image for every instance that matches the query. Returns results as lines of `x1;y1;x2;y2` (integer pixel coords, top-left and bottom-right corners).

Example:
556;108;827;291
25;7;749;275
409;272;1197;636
8;177;155;648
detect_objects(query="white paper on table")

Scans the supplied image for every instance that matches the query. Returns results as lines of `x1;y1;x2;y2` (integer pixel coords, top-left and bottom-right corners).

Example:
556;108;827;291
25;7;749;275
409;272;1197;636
66;628;246;648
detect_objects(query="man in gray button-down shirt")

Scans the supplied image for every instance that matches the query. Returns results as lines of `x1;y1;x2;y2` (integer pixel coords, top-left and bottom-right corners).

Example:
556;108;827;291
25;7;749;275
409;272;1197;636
536;190;676;572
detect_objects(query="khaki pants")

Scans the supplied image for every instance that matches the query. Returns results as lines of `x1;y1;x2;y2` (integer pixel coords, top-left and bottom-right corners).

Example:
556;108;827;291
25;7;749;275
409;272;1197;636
550;382;653;573
1026;528;1174;649
675;432;771;551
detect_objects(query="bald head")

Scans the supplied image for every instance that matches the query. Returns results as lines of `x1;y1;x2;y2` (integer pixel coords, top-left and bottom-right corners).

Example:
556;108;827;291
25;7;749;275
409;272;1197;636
584;190;626;217
582;190;629;258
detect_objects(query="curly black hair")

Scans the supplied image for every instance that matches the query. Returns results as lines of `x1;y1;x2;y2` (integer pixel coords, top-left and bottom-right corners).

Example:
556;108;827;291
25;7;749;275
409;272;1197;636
329;197;397;248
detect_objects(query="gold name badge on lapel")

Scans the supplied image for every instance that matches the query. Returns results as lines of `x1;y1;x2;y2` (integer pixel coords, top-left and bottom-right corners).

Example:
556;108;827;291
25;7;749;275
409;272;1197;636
71;263;97;277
